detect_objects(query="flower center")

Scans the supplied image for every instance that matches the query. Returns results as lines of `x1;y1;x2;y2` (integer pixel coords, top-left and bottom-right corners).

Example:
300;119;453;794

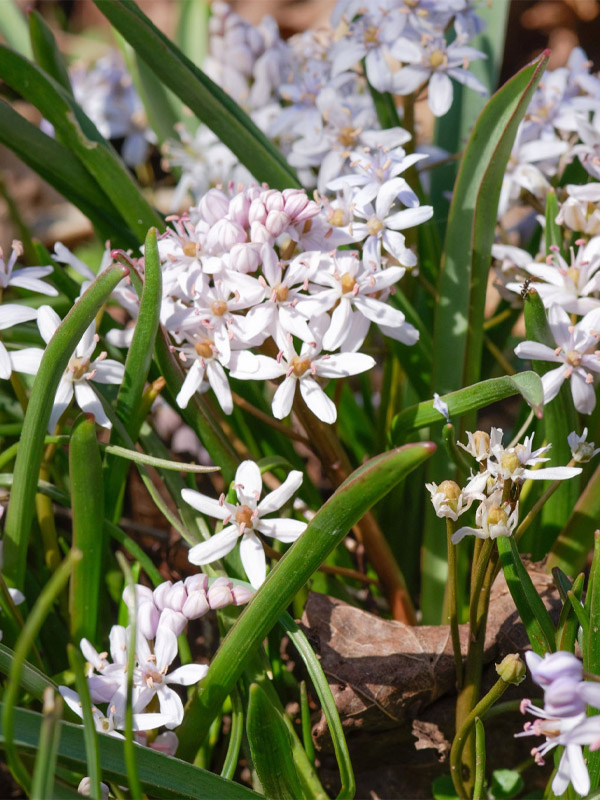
340;273;356;293
438;480;461;513
364;25;379;45
566;350;582;367
183;242;197;258
235;505;254;529
290;356;311;377
273;283;289;302
338;126;359;147
429;49;446;69
500;452;520;474
367;217;384;236
194;340;214;359
472;431;490;456
329;208;347;227
567;266;580;284
211;300;228;317
487;506;508;527
69;357;90;381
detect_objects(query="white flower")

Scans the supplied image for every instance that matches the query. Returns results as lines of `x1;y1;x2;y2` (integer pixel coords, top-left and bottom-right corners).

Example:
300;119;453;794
0;304;42;381
426;480;474;521
568;428;600;462
514;304;600;414
183;460;306;587
452;492;518;544
0;240;57;296
36;306;125;431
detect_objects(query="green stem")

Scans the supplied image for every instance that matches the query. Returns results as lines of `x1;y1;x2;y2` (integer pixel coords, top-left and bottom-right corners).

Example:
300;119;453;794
473;718;486;800
445;519;463;689
451;677;512;800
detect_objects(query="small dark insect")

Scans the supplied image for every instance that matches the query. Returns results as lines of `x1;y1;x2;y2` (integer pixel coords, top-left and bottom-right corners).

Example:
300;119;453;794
520;278;532;299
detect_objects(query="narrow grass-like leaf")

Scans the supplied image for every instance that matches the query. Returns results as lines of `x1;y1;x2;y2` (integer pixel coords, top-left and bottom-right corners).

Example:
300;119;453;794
69;414;105;644
220;689;243;781
31;688;63;800
2;549;81;793
3;264;128;589
0;46;163;242
247;682;304;800
28;10;71;93
176;0;209;67
548;463;600;576
496;536;555;655
522;288;578;555
176;442;435;757
299;681;315;767
92;0;300;190
280;611;355;800
585;532;600;791
105;228;163;523
544;189;563;257
556;573;584;652
0;644;56;700
0;704;262;799
390;372;543;444
0;101;137;248
67;645;102;800
0;0;32;58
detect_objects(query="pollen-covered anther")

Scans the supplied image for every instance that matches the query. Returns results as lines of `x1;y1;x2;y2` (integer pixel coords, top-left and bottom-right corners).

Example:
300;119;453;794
194;340;214;359
367;217;384;236
501;451;521;474
566;350;582;367
340;273;356;293
272;283;289;302
235;505;254;529
211;300;228;317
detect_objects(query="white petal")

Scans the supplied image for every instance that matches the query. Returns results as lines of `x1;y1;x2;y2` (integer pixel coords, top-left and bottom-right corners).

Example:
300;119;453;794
322;299;351;351
258;470;303;515
157;685;184;729
154;626;178;671
571;370;597;414
272;376;297;419
74;382;111;428
235;460;262;501
353;295;406;327
257;518;307;543
206;360;233;414
429;72;454;117
37;305;61;344
299;377;336;423
187;525;240;565
566;745;589;797
239;532;266;588
181;488;231;520
176;360;205;409
521;466;581;480
385;205;434;231
316;352;375;378
92;360;125;384
541;366;567;404
0;341;11;379
0;304;38;331
48;376;73;433
165;663;208;686
9;348;43;375
514;341;563;362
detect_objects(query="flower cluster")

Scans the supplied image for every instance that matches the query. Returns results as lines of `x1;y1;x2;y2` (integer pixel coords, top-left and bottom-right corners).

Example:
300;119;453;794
59;574;250;737
518;651;600;797
427;427;581;544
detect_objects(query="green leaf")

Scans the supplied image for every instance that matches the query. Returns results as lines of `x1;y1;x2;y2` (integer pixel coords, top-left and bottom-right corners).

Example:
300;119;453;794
548;462;600;576
92;0;300;190
31;689;63;800
521;288;579;555
0;704;262;800
555;572;584;652
0;101;137;248
585;533;600;791
496;536;555;655
176;442;435;758
0;46;163;243
490;769;524;800
390;372;543;444
544;189;563;257
104;228;163;523
3;264;129;589
432;775;459;800
69;414;105;643
176;0;210;67
279;612;354;800
0;644;56;700
67;645;102;800
28;10;72;93
0;0;32;58
246;682;304;800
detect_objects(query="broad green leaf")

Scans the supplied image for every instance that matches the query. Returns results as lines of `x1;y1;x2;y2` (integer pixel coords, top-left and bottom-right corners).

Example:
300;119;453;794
69;415;105;643
490;769;524;800
548;462;600;576
0;101;137;248
3;264;129;589
521;289;579;556
0;46;163;243
104;228;163;523
496;536;555;655
176;442;435;756
28;10;71;93
0;704;261;800
246;682;304;800
92;0;300;190
390;372;543;444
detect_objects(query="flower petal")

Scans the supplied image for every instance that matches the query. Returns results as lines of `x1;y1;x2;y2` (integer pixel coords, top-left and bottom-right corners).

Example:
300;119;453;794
181;488;232;520
188;525;239;566
258;470;303;515
239;531;266;588
299;376;336;423
257;518;307;542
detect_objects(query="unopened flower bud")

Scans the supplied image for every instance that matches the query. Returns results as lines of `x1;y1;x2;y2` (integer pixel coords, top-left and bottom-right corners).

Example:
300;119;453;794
78;777;109;800
197;188;229;225
472;431;490;458
500;451;521;474
250;221;270;244
262;189;284;212
185;574;209;594
182;590;210;620
232;585;254;605
249;198;267;225
208;577;234;609
229;242;262;273
206;219;247;252
166;581;188;613
158;608;187;637
265;210;289;238
496;653;526;685
122;583;153;611
137;600;160;640
150;731;179;756
525;650;583;687
228;192;251;227
153;581;173;612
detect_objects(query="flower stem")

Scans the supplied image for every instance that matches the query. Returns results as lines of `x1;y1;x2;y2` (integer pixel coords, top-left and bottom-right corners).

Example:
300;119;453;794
451;677;511;800
473;718;486;800
445;518;463;689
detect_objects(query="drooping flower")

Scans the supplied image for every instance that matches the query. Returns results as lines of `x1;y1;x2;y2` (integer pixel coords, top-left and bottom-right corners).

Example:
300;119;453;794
568;428;600;462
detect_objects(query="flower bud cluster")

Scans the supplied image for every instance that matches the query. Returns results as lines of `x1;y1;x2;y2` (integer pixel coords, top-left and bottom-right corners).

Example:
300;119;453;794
427;426;581;545
517;651;600;797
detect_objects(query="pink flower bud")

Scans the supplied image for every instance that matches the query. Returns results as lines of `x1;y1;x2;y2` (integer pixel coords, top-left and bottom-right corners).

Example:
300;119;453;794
249;198;267;225
206;219;247;253
265;210;289;238
250;221;271;244
150;731;179;756
166;581;187;613
229;243;262;273
185;574;209;593
182;590;210;620
228;192;251;227
232;585;254;605
197;188;229;226
138;600;159;640
525;650;583;687
122;584;153;611
158;608;188;637
207;578;234;609
262;189;284;212
153;581;173;612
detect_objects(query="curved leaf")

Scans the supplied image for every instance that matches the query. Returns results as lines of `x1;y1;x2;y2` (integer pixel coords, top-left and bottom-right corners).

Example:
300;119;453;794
548;463;600;576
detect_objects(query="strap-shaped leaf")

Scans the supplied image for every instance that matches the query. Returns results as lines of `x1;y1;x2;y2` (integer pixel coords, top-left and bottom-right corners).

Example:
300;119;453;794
3;265;129;589
548;463;600;576
176;442;435;757
0;704;261;800
390;371;543;444
0;45;163;243
92;0;300;190
28;10;72;93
